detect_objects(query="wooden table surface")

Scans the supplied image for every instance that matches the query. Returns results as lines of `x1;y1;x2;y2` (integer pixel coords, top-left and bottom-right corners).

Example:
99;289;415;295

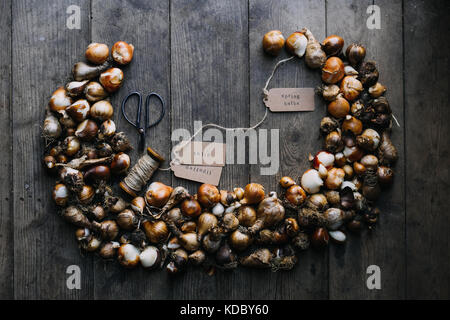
0;0;448;300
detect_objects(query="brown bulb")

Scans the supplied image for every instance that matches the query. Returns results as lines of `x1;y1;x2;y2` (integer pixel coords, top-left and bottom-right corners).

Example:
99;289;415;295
111;41;134;65
328;94;350;118
130;196;145;214
66;99;90;122
78;185;94;205
85;43;109;64
84;165;110;182
237;206;257;227
279;176;296;188
346;43;366;67
311;227;329;248
322;35;344;56
53;183;69;206
84;81;108;102
377;166;394;186
181;221;197;233
145;182;173;208
116;209;138;231
92;220;119;240
64;136;81;156
285;185;307;206
340;76;363;101
49;87;72;114
322;57;345;84
229;230;252;251
181;198;202;218
142;220;169;244
43;155;56;172
99;68;124;93
342;115;363;135
111;152;131;174
240;183;265;205
197;184;220;208
75;119;98;141
262;30;285;56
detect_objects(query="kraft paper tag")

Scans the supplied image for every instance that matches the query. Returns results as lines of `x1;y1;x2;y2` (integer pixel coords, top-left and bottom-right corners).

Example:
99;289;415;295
174;141;226;167
264;88;315;112
171;164;222;186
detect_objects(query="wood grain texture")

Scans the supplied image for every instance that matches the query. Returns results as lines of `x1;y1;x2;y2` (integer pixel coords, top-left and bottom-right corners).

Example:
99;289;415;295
404;0;450;299
12;0;94;299
91;0;171;299
326;0;406;299
170;0;250;299
0;0;13;300
249;0;329;299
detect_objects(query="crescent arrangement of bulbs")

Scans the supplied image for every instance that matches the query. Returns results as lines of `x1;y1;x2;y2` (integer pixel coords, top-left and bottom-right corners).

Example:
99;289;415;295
43;28;398;275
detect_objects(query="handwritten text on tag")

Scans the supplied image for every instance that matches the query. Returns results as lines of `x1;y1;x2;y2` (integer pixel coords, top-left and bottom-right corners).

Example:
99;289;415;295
171;164;222;186
174;141;225;167
264;88;315;112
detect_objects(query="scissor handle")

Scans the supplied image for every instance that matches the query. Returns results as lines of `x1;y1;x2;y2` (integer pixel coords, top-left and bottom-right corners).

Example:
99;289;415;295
121;91;143;130
145;92;165;129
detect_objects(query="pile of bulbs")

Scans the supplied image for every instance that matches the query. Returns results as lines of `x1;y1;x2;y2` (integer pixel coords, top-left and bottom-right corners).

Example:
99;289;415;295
263;29;398;248
43;28;398;275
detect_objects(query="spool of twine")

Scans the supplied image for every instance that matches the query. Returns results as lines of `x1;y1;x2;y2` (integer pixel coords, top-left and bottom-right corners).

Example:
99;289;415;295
120;147;165;197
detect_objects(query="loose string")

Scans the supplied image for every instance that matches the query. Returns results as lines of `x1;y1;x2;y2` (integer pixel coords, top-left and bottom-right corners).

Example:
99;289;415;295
122;153;160;193
159;56;296;171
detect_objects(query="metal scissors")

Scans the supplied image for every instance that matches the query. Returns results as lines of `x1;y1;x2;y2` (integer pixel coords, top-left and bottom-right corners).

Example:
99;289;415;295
121;92;165;151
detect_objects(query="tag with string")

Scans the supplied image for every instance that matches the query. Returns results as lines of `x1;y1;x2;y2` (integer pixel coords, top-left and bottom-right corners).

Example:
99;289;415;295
169;141;225;186
161;55;315;185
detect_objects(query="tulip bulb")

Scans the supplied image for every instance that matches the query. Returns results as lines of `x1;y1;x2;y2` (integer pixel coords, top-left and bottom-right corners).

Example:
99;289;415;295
49;87;72;114
313;151;335;169
53;183;69;206
73;61;109;81
139;246;161;269
229;229;252;251
197;213;218;240
111;41;134;65
90;100;113;121
84;81;108;102
340;76;363;101
262;30;285;56
285;31;307;58
322;57;345;84
301;169;323;194
322;34;344;56
178;232;200;252
66;80;89;97
279;176;296;188
237;205;257;227
285;185;307;206
43;112;62;140
197;183;220;208
240;183;265;205
117;244;140;268
143;220;169;244
85;43;109;65
143;182;172;208
99;241;120;259
99;67;124;93
325;168;345;190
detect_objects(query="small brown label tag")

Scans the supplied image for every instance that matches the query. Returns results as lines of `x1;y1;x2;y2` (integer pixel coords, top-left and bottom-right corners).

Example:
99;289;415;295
173;141;226;167
171;163;222;186
264;88;315;112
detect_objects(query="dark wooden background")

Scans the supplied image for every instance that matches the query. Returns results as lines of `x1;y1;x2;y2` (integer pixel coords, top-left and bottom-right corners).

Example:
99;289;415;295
0;0;448;300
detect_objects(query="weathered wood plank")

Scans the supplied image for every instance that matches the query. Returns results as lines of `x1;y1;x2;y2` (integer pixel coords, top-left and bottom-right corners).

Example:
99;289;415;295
404;0;450;299
249;0;329;299
12;0;94;299
170;0;250;299
0;0;13;300
91;0;171;299
327;0;405;299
